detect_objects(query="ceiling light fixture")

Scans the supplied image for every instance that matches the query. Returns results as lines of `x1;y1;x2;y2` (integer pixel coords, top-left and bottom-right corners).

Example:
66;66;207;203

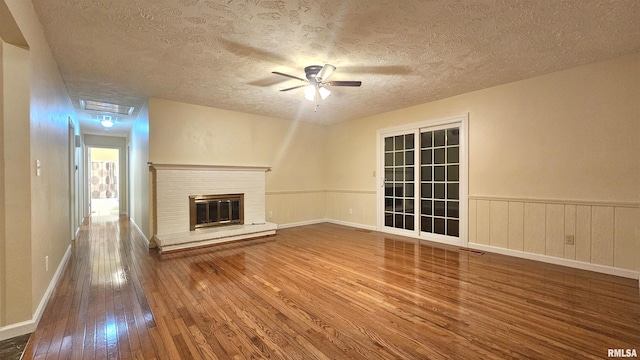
273;64;360;112
99;115;115;128
315;64;335;82
101;119;114;128
318;86;331;100
304;84;316;101
304;84;331;102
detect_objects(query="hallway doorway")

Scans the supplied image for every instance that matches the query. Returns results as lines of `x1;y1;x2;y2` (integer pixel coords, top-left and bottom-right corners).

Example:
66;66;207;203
89;147;120;216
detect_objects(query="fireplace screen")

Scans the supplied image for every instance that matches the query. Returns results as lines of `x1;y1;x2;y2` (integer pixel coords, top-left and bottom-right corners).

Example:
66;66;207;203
189;194;244;230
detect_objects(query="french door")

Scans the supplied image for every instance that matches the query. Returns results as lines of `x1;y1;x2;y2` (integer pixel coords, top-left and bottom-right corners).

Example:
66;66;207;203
383;132;416;231
378;115;467;246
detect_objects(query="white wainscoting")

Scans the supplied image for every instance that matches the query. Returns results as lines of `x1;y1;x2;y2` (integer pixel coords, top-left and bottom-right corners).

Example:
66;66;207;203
325;190;377;228
469;196;639;278
266;190;326;228
267;190;377;229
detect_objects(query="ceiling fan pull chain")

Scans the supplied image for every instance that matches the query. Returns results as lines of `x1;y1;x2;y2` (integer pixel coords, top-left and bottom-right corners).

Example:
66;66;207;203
314;93;318;112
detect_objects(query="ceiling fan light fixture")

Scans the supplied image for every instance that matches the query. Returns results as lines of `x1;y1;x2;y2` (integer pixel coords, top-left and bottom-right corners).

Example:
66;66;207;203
304;85;316;101
274;64;360;107
304;85;331;102
316;64;336;82
318;86;331;100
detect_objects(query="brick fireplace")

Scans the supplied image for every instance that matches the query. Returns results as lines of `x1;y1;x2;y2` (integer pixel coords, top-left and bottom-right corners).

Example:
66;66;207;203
150;164;277;252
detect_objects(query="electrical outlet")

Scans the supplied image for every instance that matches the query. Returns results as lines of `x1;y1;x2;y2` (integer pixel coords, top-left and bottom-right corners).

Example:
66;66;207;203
565;234;575;245
349;208;353;215
268;211;273;219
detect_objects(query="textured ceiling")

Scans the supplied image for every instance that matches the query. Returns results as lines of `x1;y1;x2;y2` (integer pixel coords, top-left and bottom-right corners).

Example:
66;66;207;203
30;0;640;135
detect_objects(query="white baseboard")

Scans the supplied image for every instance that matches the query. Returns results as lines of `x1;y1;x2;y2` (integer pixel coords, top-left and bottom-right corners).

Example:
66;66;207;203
32;244;72;325
276;219;327;229
0;319;33;342
468;243;639;280
325;219;377;231
0;244;72;341
277;218;377;232
130;218;150;247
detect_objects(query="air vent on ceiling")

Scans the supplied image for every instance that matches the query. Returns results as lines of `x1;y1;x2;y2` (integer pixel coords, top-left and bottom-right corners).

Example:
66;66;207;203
79;99;134;115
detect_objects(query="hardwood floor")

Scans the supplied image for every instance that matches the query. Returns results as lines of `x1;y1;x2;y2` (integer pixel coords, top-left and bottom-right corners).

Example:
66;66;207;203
0;333;29;359
23;216;639;359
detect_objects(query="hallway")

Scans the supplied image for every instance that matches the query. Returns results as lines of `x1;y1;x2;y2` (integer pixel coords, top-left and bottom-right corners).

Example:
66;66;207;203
23;216;640;359
24;216;157;358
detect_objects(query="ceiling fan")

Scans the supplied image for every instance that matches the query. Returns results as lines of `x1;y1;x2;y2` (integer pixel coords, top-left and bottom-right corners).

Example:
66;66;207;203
272;64;362;111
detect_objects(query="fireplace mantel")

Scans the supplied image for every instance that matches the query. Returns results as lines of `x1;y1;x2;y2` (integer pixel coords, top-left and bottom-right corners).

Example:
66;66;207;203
149;163;271;172
150;163;277;252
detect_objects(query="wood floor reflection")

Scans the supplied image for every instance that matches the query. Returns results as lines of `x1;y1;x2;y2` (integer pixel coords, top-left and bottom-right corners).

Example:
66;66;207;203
23;217;640;359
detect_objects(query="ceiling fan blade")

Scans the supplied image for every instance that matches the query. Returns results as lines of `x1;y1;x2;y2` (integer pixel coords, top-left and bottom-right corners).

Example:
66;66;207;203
340;65;412;75
219;39;287;63
280;84;307;92
326;81;362;87
316;64;336;82
272;71;306;82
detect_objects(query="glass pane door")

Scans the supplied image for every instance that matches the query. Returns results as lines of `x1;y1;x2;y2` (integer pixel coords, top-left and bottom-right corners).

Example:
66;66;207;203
379;115;466;245
383;133;415;231
420;127;460;237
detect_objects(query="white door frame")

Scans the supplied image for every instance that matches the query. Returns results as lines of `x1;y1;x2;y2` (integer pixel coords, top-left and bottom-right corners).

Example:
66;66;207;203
376;113;469;247
68;118;76;240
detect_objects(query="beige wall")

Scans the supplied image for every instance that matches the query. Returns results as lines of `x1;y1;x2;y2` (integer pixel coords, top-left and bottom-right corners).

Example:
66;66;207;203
148;98;327;225
25;0;76;320
327;54;640;201
129;103;150;239
149;98;326;191
1;40;31;326
1;0;76;337
325;53;640;272
0;37;4;328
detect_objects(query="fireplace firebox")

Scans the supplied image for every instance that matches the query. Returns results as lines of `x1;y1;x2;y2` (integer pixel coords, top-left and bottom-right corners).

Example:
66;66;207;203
189;194;244;231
